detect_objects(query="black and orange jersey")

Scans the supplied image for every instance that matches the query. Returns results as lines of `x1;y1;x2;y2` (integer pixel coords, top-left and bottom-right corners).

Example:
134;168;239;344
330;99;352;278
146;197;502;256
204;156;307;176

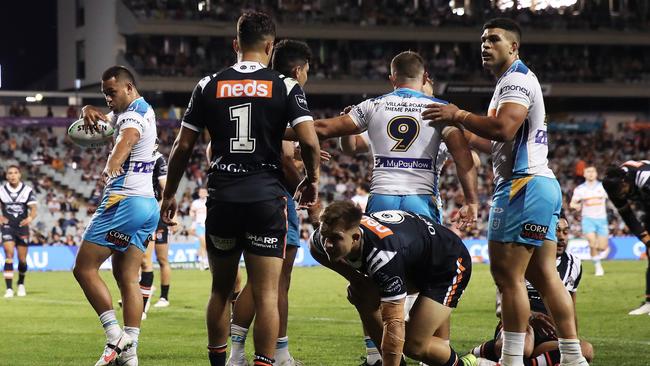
312;210;469;301
182;61;313;203
152;153;168;201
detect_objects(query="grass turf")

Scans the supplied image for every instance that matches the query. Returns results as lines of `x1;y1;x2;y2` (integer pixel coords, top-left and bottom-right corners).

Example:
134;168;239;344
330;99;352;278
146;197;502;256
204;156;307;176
0;260;648;365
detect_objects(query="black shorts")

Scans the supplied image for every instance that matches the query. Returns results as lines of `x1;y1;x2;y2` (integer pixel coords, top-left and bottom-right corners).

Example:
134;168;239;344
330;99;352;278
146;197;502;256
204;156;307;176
418;245;472;308
1;225;29;246
205;197;287;258
155;218;169;244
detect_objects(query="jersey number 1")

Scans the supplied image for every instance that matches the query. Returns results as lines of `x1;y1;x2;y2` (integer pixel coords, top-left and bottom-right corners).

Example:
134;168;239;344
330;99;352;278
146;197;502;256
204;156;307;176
230;103;256;153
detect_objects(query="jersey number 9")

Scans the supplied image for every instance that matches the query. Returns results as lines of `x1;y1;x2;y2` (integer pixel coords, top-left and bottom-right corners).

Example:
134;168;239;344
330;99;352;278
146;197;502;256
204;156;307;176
387;116;419;152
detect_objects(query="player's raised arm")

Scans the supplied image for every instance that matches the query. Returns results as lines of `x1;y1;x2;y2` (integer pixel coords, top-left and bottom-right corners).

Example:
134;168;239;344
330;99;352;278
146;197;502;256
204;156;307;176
442;126;479;229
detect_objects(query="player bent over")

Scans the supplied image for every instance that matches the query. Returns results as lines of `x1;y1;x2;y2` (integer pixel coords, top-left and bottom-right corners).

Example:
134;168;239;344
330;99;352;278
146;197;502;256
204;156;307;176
471;216;594;366
311;201;476;366
602;161;650;315
74;66;159;366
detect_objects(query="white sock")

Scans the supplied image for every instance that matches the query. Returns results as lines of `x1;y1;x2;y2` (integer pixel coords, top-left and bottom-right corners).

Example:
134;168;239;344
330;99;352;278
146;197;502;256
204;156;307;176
500;331;525;366
99;310;122;342
124;326;140;349
592;258;601;266
230;324;248;359
364;336;381;364
558;338;584;364
275;336;290;363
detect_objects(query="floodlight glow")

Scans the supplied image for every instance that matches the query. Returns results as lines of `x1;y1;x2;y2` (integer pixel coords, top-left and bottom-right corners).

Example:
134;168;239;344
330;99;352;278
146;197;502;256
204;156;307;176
35;93;43;102
26;96;37;102
494;0;577;10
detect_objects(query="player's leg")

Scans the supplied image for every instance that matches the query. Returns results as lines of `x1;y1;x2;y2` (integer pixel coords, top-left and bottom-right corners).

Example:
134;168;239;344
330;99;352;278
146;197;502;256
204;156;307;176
154;238;171;307
595;219;610;263
526;242;586;365
139;240;155;318
229;279;254;366
628;246;650;314
583;228;602;276
15;242;28;296
530;340;593;365
197;224;209;270
404;296;454;364
3;240;16;297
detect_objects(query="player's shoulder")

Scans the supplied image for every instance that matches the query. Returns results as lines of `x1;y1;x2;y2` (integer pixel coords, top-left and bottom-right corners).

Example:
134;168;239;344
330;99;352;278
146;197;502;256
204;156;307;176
499;61;538;84
121;97;151;120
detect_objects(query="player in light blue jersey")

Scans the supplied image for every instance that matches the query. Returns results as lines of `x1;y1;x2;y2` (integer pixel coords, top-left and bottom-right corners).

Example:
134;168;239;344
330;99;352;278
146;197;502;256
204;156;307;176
74;66;160;366
424;19;588;366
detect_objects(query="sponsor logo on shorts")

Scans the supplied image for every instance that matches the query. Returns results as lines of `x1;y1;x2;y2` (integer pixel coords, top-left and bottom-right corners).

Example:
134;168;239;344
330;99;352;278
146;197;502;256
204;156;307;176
105;230;132;247
521;223;548;240
216;80;272;98
209;235;237;251
246;233;279;249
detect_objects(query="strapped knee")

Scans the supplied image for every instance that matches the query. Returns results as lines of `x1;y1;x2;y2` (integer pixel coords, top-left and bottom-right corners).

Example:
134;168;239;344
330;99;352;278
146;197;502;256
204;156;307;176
18;261;27;273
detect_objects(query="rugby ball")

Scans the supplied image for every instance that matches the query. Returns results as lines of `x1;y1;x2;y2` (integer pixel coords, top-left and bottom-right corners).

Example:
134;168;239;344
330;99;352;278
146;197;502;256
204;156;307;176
67;118;114;148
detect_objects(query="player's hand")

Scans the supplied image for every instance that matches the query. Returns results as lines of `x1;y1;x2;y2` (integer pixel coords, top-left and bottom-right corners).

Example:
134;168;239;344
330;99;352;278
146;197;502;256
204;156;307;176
294;178;319;208
640;231;650;247
452;203;478;231
19;217;32;227
340;105;353;115
0;216;8;225
422;103;460;124
81;105;108;134
102;161;124;182
529;312;556;338
320;150;331;162
160;197;178;226
307;199;323;228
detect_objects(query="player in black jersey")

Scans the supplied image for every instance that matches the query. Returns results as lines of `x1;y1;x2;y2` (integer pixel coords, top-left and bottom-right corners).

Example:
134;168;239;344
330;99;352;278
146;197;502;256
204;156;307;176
602;160;650;315
471;216;594;366
160;11;320;366
311;201;475;366
1;165;37;298
139;151;172;318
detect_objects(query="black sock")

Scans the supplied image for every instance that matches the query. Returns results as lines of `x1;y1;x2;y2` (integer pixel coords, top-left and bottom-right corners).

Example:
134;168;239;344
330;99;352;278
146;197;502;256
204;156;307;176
442;347;459;366
160;284;170;300
480;339;499;361
524;349;561;366
4;262;13;289
253;354;274;366
17;261;27;285
139;271;154;310
207;344;227;366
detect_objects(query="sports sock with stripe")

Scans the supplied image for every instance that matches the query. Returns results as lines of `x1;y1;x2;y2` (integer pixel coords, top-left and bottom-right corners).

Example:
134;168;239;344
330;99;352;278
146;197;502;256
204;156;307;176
253;353;274;366
229;324;248;361
500;331;525;366
99;310;122;342
364;336;381;364
208;344;227;366
524;350;560;366
139;271;154;311
17;261;27;285
558;338;584;364
4;261;13;289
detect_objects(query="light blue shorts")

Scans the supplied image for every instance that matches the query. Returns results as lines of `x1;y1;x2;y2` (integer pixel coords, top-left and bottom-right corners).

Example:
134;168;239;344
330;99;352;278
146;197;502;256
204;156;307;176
488;176;561;246
581;217;609;236
366;193;441;224
286;191;300;247
194;223;206;237
83;194;160;252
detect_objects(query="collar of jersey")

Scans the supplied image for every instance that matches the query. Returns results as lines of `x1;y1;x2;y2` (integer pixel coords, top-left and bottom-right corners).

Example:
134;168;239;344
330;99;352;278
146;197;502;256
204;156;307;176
232;61;267;73
498;59;525;82
390;88;449;105
125;97;146;112
5;182;24;193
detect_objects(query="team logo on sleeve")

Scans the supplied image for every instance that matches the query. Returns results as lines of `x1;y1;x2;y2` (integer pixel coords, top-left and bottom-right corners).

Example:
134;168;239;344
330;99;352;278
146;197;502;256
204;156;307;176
295;94;309;111
520;223;548;240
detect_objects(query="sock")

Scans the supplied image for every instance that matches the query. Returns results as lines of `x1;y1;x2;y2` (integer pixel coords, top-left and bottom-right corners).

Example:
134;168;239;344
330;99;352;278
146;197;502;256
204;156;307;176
558;338;584;364
208;344;227;366
592;258;601;267
230;324;248;360
645;261;649;302
17;261;27;285
99;310;122;342
442;347;459;366
139;271;154;311
4;261;14;289
253;354;274;366
500;331;526;366
161;284;170;300
124;326;140;349
364;336;381;364
275;336;290;362
523;350;560;366
472;339;499;361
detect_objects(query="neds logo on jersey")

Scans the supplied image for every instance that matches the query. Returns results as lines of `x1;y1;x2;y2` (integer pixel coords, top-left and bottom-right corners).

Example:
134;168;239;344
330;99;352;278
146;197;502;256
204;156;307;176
217;80;273;98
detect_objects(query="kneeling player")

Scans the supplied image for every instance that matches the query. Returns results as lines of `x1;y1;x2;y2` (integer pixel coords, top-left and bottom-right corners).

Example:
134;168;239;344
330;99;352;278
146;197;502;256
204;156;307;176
311;201;476;366
471;216;594;366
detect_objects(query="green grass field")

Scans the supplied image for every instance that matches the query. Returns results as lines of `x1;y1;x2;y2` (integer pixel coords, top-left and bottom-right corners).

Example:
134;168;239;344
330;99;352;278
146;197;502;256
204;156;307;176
1;261;648;365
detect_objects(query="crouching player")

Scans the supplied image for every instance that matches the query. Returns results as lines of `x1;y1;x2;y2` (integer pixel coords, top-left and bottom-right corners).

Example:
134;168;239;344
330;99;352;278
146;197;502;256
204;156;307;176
471;216;594;365
311;201;476;366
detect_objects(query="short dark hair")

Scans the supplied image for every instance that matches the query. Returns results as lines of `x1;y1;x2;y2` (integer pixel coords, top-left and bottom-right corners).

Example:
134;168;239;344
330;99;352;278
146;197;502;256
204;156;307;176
320;201;363;236
483;17;522;43
7;165;20;171
602;165;627;195
102;65;137;86
271;39;312;77
237;11;276;51
390;51;425;82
